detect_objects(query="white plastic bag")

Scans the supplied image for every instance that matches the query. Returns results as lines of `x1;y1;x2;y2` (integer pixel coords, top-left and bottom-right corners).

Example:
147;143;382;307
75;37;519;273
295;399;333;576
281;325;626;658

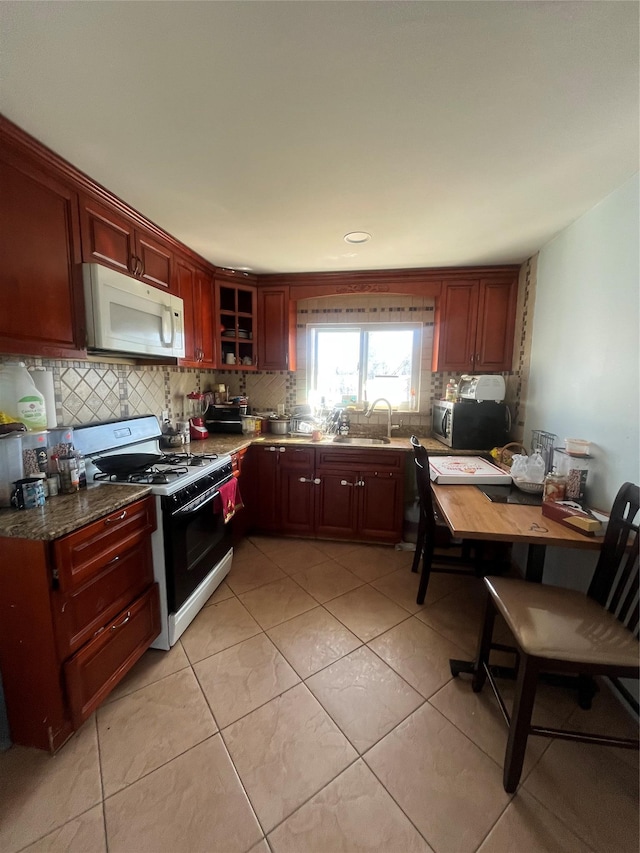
527;450;546;484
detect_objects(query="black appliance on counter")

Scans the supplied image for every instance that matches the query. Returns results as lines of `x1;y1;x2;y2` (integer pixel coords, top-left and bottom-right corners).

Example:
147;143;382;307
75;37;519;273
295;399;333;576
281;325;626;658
205;403;246;434
432;399;510;450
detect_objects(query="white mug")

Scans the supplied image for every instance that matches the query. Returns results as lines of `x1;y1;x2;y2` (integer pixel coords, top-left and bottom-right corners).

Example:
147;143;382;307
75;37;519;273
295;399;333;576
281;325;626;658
225;353;236;365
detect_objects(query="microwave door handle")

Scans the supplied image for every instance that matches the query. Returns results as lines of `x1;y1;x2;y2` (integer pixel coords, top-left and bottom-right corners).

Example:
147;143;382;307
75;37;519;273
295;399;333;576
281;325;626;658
161;305;173;346
442;411;449;437
505;405;512;433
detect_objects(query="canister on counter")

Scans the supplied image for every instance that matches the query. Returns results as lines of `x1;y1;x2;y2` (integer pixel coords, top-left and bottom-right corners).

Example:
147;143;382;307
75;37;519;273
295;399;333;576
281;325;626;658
57;454;80;493
543;470;566;502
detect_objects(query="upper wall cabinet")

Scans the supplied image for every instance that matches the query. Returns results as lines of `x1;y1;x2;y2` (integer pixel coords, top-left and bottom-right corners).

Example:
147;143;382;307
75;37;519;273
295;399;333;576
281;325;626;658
258;286;297;372
0;140;87;358
432;277;517;373
215;275;257;369
79;195;173;291
176;256;215;367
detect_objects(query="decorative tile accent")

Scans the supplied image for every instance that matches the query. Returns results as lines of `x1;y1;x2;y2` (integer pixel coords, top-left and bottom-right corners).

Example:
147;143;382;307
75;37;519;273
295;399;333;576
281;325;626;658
126;368;165;418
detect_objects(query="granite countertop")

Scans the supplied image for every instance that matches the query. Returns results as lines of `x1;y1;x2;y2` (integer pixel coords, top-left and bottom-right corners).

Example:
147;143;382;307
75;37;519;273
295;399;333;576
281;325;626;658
194;433;463;456
0;484;152;542
0;434;479;542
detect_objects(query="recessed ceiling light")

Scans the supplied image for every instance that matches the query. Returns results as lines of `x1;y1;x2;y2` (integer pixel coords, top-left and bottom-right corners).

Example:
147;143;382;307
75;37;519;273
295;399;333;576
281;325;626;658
344;231;372;244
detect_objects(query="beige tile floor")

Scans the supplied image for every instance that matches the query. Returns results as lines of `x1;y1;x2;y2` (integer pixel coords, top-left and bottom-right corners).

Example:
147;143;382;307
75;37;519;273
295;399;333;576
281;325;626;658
1;536;638;853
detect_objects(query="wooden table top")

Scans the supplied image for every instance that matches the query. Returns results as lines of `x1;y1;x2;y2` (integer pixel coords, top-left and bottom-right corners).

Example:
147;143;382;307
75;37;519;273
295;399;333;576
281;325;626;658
431;484;603;551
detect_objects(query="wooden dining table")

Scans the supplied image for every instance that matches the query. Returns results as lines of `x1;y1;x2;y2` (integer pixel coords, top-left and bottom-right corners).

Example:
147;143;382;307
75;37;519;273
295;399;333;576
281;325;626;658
431;483;603;583
433;483;605;688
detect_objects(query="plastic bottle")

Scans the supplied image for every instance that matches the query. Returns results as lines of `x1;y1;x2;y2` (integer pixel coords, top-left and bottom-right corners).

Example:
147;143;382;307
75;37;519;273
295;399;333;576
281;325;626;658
0;361;48;430
445;378;458;403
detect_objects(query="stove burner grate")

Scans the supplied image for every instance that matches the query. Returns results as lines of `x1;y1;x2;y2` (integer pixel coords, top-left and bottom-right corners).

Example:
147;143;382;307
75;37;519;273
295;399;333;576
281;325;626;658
160;452;220;467
93;465;190;485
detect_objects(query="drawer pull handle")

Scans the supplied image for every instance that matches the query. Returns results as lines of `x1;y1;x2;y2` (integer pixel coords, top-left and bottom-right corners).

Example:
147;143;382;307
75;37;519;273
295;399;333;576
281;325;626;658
111;611;131;631
105;510;127;524
107;555;120;565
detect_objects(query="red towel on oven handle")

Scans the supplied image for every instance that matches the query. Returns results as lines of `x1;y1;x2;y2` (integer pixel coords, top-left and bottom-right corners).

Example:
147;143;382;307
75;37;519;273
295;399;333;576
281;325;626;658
215;477;243;524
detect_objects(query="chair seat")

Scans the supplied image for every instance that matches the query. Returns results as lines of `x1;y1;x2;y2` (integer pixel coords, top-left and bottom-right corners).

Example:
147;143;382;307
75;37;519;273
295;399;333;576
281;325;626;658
484;576;640;667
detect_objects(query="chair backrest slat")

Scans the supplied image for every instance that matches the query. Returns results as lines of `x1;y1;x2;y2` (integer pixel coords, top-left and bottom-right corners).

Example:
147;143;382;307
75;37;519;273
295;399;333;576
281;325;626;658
410;435;437;538
587;482;640;634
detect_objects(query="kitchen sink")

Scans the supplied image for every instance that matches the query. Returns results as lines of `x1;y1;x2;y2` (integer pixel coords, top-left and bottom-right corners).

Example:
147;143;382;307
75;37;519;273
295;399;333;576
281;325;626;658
332;436;391;445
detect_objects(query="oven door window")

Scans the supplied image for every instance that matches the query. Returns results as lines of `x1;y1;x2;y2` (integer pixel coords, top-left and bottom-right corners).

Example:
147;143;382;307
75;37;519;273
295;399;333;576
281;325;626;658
162;494;232;613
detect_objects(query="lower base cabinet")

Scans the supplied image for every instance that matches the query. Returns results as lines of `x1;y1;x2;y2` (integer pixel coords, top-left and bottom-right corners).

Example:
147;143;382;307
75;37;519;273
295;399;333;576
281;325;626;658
246;444;405;544
0;495;159;751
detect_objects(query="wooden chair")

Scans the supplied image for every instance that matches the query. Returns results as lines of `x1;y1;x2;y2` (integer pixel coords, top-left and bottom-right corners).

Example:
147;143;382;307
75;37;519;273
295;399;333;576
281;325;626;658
410;436;483;605
466;480;639;793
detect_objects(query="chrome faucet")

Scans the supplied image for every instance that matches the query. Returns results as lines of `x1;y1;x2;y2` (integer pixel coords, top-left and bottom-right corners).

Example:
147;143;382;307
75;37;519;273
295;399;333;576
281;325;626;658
365;398;396;438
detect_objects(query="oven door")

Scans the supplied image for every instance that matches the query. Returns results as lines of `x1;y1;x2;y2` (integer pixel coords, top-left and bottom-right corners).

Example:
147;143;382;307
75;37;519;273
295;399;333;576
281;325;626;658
161;483;233;614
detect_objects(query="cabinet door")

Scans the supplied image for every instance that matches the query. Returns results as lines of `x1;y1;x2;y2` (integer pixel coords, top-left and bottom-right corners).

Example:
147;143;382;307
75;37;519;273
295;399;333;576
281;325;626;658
279;447;316;535
315;470;359;539
216;280;257;368
280;469;316;535
135;229;172;289
0;153;86;358
52;538;154;659
176;257;198;363
197;267;215;366
64;583;160;729
253;445;280;531
432;280;479;372
53;496;156;592
358;471;404;542
258;286;297;371
80;195;136;275
474;278;517;371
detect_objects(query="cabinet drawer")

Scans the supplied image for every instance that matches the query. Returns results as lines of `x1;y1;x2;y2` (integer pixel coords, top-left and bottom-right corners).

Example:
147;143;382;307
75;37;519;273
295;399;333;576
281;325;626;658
64;583;160;728
53;496;156;592
278;447;315;470
316;448;405;473
53;538;154;659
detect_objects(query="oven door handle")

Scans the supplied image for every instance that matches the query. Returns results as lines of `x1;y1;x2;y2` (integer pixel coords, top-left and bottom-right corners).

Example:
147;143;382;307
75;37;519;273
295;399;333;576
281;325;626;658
169;475;233;517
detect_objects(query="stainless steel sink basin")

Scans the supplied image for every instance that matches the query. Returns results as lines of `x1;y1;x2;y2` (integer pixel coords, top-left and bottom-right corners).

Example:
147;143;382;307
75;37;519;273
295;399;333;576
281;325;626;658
332;436;391;445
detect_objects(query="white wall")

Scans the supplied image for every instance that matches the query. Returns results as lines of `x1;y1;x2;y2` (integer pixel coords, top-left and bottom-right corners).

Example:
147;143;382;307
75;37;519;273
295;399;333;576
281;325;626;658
527;174;639;510
517;174;639;591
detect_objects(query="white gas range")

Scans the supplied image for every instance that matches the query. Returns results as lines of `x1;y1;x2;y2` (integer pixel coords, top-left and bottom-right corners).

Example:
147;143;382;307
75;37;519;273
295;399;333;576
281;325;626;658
74;415;235;649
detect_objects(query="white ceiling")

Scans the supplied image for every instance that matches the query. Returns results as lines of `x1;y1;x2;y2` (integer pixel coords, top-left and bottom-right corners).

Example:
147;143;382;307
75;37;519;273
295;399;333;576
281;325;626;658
1;1;638;274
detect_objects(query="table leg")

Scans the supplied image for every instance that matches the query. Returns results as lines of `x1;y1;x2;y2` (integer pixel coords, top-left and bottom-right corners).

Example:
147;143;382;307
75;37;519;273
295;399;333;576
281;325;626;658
525;543;546;583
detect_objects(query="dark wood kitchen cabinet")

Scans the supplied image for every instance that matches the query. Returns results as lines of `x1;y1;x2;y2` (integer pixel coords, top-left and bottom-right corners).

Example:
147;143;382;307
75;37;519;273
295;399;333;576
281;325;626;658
176;256;215;367
0;495;160;752
432;276;517;373
215;275;257;369
257;286;297;371
0;133;87;358
315;447;405;544
247;444;404;544
80;195;173;290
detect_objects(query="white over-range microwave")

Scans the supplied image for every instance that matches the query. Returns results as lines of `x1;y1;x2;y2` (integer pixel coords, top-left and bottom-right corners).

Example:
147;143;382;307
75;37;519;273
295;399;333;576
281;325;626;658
83;263;185;359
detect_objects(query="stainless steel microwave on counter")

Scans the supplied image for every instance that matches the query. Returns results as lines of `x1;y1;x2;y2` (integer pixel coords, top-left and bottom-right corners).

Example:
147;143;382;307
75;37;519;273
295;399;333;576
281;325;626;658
432;400;510;450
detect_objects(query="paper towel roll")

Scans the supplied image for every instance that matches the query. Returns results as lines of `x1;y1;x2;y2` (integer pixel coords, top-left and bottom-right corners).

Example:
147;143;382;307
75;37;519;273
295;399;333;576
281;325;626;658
29;368;57;428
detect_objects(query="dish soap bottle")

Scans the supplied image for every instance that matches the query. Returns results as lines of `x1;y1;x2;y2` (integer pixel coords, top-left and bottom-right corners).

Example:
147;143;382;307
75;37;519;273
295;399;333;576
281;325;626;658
445;378;458;403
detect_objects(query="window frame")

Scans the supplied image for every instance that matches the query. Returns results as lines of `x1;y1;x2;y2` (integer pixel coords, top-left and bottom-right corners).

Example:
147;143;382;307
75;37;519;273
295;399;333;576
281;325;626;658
306;321;422;412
